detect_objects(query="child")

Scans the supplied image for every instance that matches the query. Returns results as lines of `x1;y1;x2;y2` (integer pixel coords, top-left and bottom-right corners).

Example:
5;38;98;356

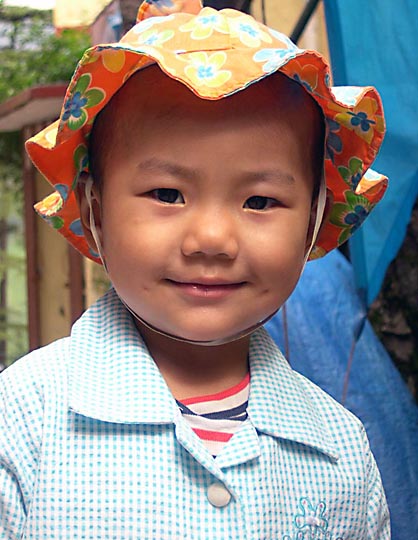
1;1;390;538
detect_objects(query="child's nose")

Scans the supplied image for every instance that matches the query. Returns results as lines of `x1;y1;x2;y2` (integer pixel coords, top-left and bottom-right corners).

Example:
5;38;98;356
181;206;239;259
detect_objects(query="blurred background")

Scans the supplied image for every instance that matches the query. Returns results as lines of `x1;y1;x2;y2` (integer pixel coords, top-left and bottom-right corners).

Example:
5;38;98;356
0;1;417;536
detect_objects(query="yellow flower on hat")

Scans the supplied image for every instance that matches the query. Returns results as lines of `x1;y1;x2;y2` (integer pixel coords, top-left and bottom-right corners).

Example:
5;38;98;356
44;123;58;147
179;9;229;39
229;14;272;48
135;28;175;46
184;51;231;89
31;121;59;149
101;49;127;73
34;192;63;217
331;96;384;145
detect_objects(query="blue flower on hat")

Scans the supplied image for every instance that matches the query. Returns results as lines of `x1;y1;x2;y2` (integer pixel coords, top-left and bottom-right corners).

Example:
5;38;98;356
332;96;384;144
184;51;231;88
347;111;376;132
89;246;101;260
338;157;363;189
62;74;105;131
179;10;228;39
238;22;259;38
325;118;343;161
292;72;312;92
330;190;372;244
200;14;219;25
63;92;87;121
54;183;69;202
146;0;174;8
69;219;84;237
253;47;295;73
344;205;368;231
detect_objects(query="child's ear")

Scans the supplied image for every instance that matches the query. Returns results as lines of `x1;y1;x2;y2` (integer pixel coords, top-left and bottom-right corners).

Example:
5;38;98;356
75;173;103;256
305;191;332;254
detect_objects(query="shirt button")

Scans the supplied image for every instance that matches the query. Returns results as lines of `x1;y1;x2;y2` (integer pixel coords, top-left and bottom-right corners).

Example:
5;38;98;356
207;482;232;508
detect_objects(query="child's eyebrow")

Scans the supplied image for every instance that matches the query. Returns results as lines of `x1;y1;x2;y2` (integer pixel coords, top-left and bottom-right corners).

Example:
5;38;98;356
242;170;296;187
138;158;295;187
138;157;200;181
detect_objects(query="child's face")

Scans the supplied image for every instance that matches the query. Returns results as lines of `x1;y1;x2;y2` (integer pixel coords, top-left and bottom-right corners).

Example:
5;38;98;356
82;67;323;343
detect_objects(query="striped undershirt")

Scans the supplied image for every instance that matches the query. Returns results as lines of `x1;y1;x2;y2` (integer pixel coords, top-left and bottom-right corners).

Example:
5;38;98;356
176;373;250;457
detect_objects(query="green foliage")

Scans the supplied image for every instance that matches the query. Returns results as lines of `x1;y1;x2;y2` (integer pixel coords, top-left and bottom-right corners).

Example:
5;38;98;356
0;29;91;102
0;7;91;101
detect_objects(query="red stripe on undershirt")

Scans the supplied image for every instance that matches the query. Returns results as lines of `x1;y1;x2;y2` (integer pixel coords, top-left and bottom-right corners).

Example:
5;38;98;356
181;373;250;405
192;428;233;443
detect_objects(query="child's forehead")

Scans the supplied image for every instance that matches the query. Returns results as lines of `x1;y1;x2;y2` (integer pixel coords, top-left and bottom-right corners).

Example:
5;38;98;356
102;65;319;124
90;65;324;195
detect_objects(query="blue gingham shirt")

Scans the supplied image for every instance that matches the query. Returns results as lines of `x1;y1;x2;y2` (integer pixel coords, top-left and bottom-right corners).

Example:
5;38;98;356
0;289;389;539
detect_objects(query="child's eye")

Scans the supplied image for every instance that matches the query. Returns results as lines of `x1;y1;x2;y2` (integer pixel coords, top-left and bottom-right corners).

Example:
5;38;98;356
151;188;184;204
244;196;278;210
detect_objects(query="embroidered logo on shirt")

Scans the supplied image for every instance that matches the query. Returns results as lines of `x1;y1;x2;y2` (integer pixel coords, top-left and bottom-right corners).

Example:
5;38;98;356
283;497;343;540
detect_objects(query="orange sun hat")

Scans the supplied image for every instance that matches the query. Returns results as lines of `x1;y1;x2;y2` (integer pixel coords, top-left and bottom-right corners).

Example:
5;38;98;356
25;0;387;263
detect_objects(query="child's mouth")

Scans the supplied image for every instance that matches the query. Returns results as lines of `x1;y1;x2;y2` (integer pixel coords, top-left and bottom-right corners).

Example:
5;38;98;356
166;279;246;299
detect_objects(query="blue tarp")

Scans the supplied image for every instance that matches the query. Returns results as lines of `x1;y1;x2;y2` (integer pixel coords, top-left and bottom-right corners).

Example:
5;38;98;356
266;250;418;540
324;0;418;306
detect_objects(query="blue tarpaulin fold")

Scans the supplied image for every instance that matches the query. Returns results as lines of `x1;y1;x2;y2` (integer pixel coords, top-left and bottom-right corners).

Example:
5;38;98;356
266;250;418;540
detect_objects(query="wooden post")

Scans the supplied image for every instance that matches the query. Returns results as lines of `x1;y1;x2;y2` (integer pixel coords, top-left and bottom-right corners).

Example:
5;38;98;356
0;218;7;365
22;125;41;351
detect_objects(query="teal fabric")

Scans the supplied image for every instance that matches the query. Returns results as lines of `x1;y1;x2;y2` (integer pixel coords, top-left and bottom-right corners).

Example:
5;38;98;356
324;0;418;305
0;290;389;539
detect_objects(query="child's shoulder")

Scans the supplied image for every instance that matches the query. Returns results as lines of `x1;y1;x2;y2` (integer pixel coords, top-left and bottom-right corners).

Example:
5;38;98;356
0;337;71;410
0;289;126;397
292;368;370;454
294;369;362;425
0;337;71;466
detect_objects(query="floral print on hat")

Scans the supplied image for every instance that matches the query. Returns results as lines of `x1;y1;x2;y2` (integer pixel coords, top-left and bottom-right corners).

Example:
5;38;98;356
62;74;106;131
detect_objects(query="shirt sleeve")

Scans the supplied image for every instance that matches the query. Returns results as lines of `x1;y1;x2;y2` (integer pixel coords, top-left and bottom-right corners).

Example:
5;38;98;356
0;462;26;539
0;364;41;539
361;424;391;539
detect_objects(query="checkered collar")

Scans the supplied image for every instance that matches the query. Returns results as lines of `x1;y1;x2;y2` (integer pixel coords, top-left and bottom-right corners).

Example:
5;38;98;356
68;288;339;460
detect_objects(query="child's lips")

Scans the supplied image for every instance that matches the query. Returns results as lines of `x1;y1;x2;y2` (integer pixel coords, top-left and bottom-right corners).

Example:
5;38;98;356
166;279;246;299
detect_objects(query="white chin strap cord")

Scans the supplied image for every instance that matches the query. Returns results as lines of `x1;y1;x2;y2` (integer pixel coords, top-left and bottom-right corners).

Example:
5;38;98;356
84;175;327;346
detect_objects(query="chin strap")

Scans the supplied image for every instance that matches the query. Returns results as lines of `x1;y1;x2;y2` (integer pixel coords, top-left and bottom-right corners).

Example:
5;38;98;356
84;174;326;346
304;172;327;265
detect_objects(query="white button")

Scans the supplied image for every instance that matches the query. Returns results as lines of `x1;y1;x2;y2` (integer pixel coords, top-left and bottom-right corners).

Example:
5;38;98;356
207;482;232;508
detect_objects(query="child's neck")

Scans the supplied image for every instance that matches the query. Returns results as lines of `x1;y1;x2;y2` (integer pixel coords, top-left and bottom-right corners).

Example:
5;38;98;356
136;322;250;401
